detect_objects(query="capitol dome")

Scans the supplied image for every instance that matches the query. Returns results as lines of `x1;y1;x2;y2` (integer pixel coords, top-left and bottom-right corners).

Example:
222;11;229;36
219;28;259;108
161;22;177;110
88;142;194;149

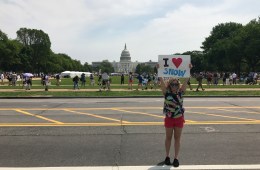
120;43;131;62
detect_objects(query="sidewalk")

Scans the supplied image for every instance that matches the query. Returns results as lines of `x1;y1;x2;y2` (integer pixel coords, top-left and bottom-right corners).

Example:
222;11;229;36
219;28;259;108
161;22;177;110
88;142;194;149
0;87;259;92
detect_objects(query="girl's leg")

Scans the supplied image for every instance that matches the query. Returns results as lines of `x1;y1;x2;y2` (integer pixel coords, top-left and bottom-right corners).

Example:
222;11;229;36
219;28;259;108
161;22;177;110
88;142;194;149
173;127;183;159
165;127;174;157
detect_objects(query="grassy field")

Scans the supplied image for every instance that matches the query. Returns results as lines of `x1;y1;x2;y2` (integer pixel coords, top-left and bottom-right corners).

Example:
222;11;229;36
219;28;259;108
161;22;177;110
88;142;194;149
0;76;259;97
1;76;259;88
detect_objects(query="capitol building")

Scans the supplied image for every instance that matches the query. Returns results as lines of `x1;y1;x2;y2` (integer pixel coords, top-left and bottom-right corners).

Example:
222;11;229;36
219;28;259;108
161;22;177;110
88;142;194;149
92;44;157;74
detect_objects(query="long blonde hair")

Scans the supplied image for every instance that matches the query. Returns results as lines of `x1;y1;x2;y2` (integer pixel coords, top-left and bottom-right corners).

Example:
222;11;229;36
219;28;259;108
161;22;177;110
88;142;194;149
166;78;180;91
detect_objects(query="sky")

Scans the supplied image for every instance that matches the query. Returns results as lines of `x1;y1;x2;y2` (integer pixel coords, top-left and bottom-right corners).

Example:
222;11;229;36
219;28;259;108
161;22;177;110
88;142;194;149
0;0;259;64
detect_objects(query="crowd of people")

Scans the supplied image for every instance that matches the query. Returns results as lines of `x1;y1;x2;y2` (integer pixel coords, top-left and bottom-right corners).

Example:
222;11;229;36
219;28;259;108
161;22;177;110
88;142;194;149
95;72;160;91
0;71;259;92
194;71;259;87
0;72;33;90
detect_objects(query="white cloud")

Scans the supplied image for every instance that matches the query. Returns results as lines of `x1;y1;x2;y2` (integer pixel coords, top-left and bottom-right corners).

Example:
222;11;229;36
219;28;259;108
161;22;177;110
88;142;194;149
0;0;259;64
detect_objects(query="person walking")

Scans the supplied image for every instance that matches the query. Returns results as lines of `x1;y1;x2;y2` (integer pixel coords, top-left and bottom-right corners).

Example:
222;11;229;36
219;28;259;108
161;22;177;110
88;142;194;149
101;72;109;90
253;72;258;85
187;78;192;90
98;75;102;91
158;64;192;167
25;76;32;90
223;72;228;85
206;72;212;87
120;74;124;85
80;73;86;87
17;74;21;86
213;72;218;86
55;74;61;86
196;72;205;91
73;75;80;90
0;73;4;85
136;74;143;90
128;72;133;90
153;73;159;90
11;72;17;86
90;74;95;86
232;72;237;85
44;74;50;91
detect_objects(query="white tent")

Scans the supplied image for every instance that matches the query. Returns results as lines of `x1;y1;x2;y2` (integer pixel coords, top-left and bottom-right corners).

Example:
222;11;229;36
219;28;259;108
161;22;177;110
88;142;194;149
60;71;91;78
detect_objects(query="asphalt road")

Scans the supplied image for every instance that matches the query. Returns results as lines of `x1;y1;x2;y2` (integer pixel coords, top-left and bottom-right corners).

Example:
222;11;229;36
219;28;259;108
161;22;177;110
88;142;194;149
0;97;259;168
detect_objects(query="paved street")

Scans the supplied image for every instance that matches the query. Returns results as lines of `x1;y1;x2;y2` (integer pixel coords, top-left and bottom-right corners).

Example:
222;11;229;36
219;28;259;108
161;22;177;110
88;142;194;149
0;97;259;169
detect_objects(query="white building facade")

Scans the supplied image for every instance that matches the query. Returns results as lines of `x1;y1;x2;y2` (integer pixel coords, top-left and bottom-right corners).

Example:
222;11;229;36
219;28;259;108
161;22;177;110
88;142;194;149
111;44;139;74
92;44;157;74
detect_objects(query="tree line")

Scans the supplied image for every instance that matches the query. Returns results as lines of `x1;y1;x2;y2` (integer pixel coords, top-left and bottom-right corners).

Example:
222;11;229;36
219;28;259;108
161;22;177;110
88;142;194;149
185;17;260;75
0;17;259;75
0;28;92;74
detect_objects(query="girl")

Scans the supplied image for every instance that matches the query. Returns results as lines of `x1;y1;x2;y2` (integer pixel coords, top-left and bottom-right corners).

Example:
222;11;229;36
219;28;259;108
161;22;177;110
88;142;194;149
158;64;192;167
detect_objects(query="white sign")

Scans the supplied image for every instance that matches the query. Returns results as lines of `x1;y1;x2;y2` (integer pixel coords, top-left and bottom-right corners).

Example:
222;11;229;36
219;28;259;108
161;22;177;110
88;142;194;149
158;55;190;78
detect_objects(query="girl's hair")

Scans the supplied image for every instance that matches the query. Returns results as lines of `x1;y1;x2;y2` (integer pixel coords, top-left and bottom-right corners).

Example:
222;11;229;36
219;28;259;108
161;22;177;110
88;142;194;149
166;78;180;91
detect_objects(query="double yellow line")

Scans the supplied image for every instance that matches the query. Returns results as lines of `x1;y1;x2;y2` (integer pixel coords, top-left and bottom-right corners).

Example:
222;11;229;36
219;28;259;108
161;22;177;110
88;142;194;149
15;109;64;124
0;107;259;127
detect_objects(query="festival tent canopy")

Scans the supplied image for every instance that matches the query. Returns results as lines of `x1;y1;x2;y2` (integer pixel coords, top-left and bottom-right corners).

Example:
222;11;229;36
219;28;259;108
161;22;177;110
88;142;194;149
23;73;34;77
60;71;91;78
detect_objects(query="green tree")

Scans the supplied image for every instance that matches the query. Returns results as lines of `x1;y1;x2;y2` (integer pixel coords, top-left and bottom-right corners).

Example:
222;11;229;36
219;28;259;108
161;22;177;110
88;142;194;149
153;66;157;74
16;28;51;73
135;64;142;74
45;52;63;73
224;35;245;73
58;53;75;71
98;60;114;73
0;30;8;41
135;63;153;75
71;59;84;71
201;22;243;72
239;18;260;72
0;30;22;72
83;62;92;72
182;51;205;73
18;46;33;72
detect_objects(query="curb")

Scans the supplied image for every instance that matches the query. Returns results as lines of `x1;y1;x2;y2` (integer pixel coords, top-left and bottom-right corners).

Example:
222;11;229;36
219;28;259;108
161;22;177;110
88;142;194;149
0;95;260;99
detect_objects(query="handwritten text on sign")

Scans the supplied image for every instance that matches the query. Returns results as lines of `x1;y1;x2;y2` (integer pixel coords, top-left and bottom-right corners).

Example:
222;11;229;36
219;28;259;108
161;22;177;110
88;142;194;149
158;55;190;78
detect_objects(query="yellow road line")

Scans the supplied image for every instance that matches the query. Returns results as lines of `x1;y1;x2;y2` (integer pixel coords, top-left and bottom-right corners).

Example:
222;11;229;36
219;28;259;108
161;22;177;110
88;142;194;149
187;121;260;125
0;107;159;111
0;108;115;111
0;123;121;127
1;107;259;127
0;106;260;110
0;106;259;110
187;106;260;109
213;108;260;115
110;106;260;109
187;111;259;121
0;120;260;127
123;121;260;125
15;109;64;124
64;109;130;123
111;108;196;123
111;108;164;118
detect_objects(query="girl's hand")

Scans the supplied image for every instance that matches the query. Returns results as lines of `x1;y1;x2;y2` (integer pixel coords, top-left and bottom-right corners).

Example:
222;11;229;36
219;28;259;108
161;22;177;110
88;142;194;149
189;64;193;69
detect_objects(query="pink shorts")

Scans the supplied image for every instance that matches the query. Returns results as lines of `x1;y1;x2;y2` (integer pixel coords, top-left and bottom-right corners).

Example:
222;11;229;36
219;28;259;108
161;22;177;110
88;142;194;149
164;116;185;128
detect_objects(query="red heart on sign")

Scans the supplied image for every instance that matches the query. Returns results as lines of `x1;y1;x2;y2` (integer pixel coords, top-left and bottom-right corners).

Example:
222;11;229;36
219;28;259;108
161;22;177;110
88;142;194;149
172;58;182;68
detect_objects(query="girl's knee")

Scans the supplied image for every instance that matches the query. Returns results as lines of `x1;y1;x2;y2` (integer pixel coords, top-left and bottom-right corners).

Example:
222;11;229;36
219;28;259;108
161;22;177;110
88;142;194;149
166;135;172;141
